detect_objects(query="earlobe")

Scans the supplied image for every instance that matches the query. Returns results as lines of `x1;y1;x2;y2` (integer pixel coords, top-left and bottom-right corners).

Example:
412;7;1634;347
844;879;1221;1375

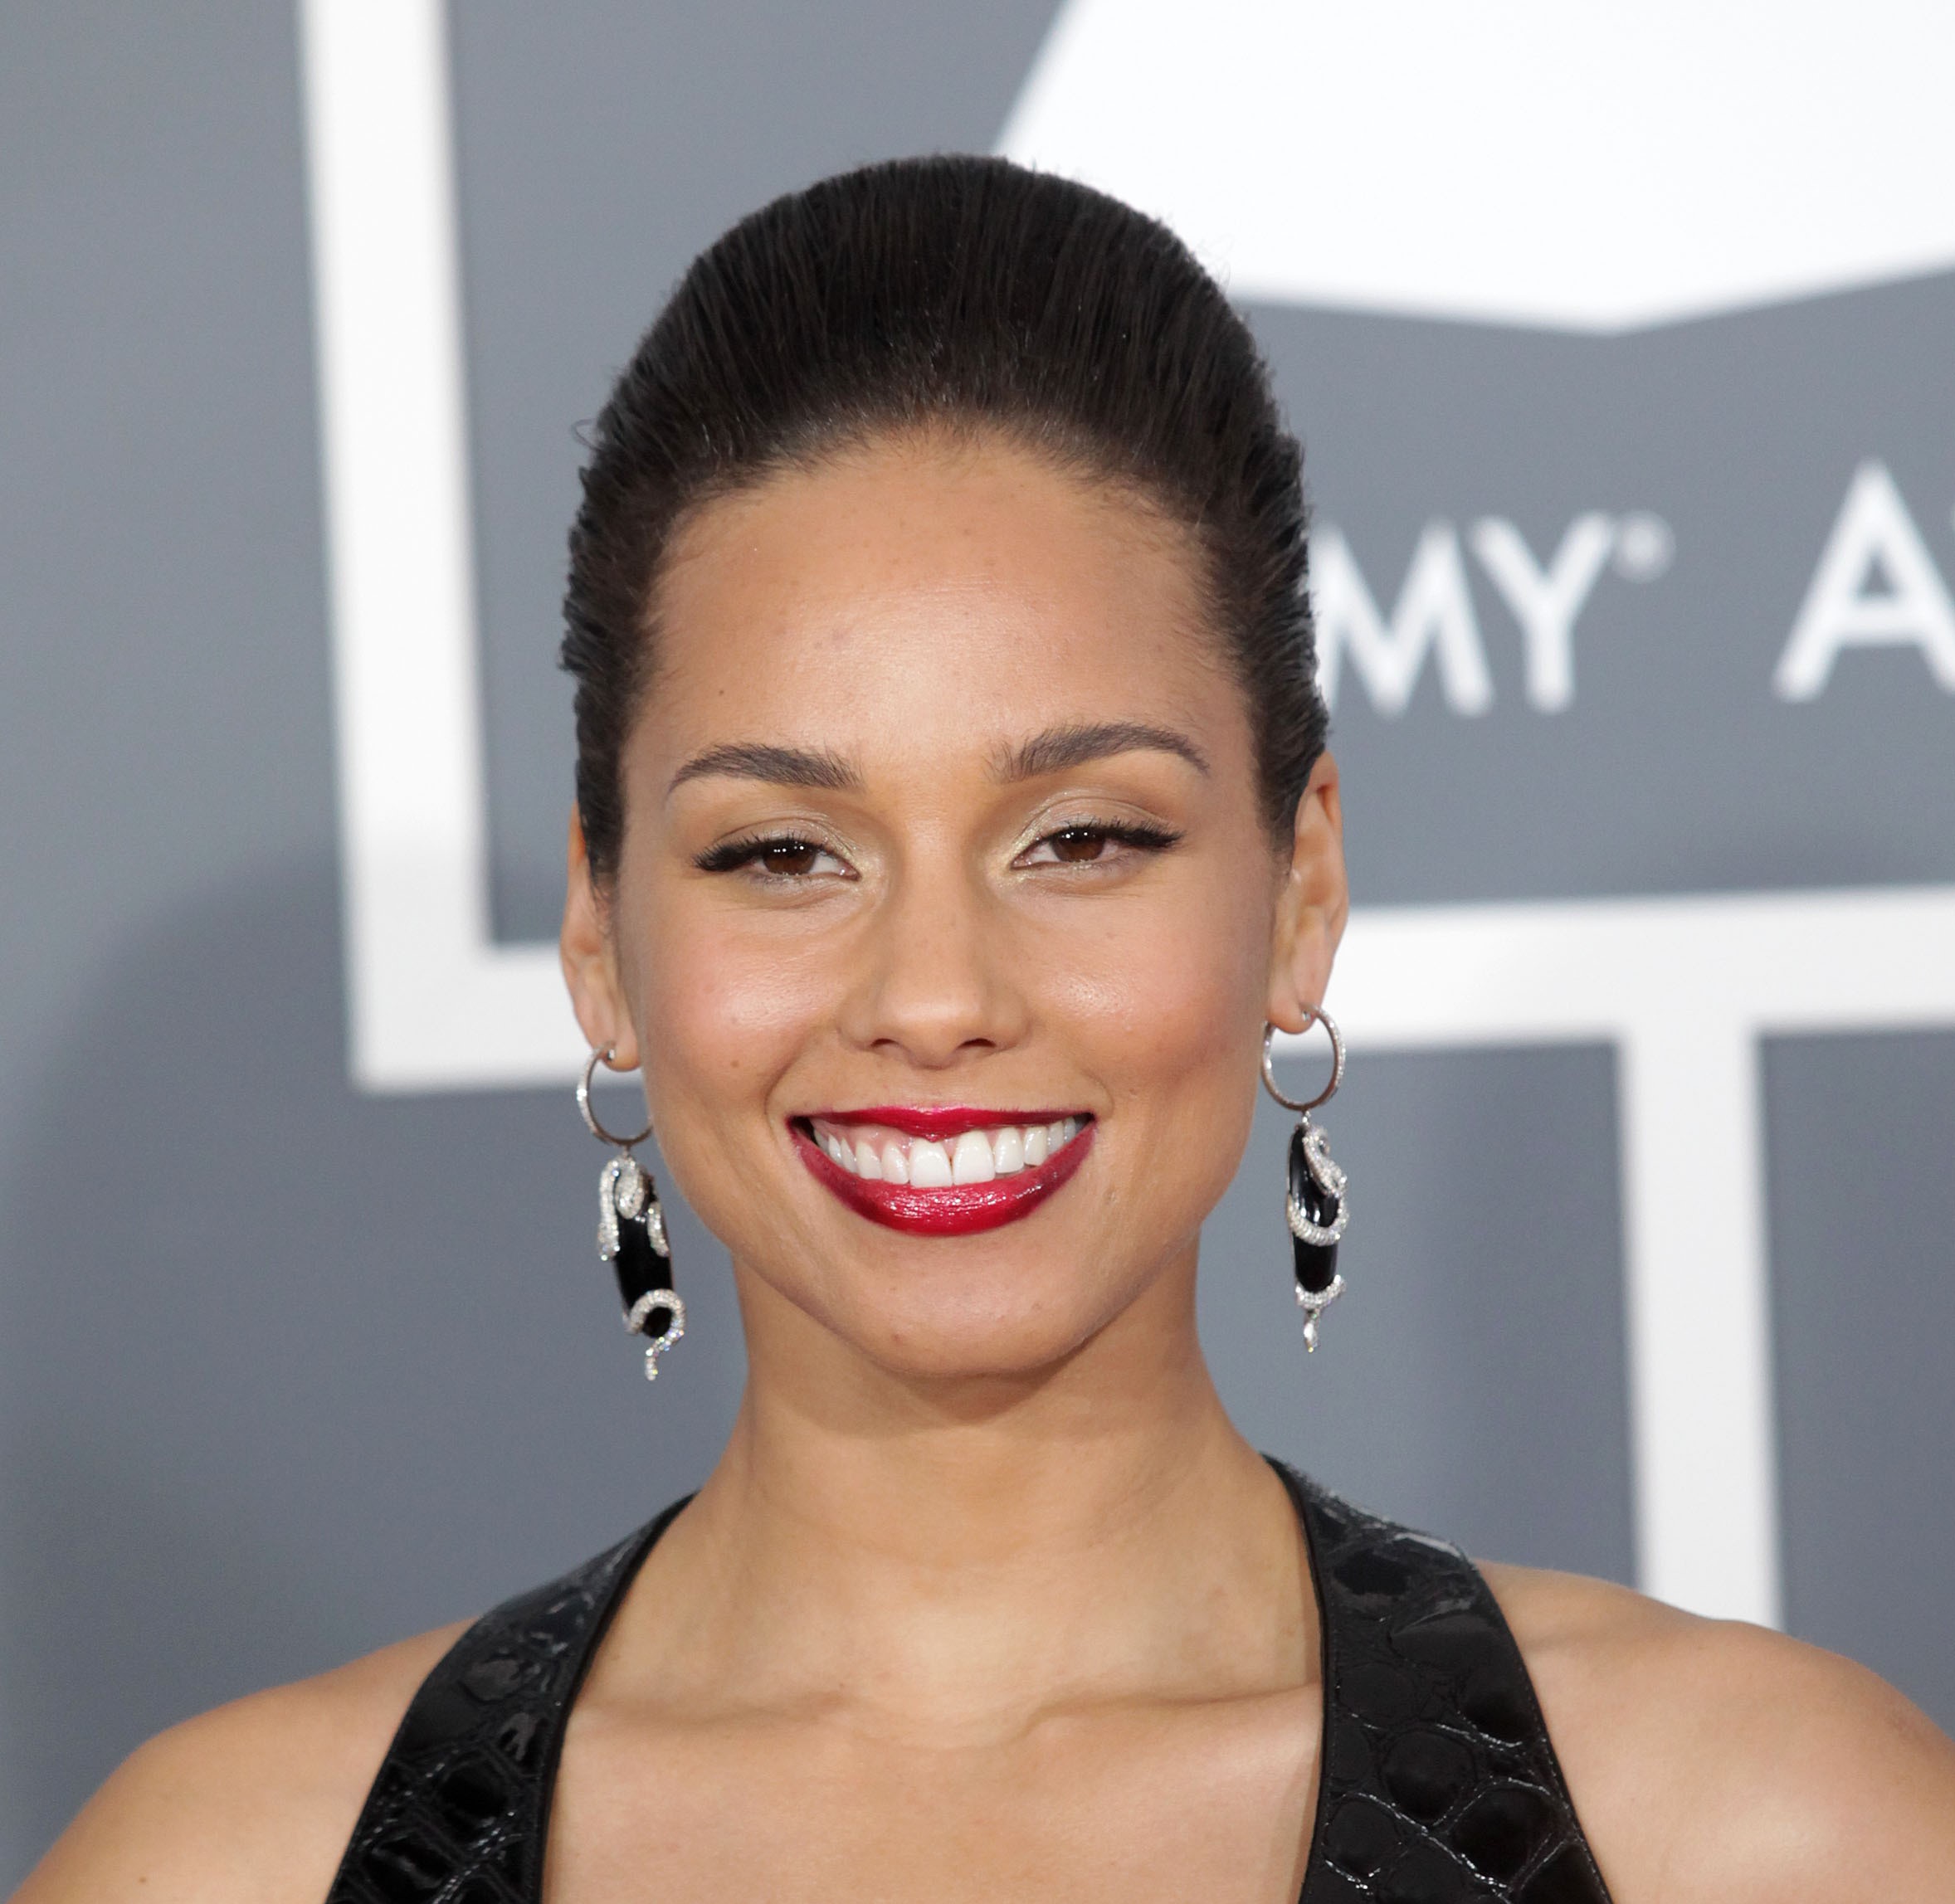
1267;752;1349;1033
560;808;640;1069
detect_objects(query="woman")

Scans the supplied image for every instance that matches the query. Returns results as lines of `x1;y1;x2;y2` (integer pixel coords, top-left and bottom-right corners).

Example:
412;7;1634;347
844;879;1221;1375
21;157;1955;1904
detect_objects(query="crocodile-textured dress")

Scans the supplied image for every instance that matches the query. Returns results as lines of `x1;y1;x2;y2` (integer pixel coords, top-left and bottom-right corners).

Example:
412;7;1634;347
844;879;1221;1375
326;1463;1612;1903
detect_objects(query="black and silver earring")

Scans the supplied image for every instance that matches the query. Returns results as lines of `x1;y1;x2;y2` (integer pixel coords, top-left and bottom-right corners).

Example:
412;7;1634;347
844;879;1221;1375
1260;1011;1350;1351
578;1045;685;1381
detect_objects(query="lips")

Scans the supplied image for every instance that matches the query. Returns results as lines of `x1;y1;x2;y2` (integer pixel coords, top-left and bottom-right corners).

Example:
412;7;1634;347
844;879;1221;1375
792;1108;1095;1235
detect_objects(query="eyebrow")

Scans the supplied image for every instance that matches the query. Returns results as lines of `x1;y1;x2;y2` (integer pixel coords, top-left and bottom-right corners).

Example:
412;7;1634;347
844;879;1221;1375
667;741;864;797
665;720;1208;799
994;721;1210;782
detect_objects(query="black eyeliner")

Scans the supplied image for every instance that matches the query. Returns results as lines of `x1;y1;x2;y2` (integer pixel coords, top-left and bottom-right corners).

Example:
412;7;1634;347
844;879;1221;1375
694;832;824;874
1047;821;1183;849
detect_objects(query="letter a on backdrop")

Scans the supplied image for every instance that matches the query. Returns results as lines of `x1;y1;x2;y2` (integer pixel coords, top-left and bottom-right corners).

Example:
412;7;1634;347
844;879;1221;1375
1775;461;1955;699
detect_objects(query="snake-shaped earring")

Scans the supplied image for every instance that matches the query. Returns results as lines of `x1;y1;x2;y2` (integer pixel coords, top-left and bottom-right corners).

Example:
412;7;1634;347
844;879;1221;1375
577;1046;685;1381
1260;1011;1350;1352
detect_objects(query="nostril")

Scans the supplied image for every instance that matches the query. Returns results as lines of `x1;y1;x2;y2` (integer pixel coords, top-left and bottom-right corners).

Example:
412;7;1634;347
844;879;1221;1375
864;1035;1000;1057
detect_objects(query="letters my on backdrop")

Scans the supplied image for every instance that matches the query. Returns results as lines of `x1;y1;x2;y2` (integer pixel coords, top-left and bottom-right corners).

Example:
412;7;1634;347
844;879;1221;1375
1314;512;1650;716
1316;465;1955;717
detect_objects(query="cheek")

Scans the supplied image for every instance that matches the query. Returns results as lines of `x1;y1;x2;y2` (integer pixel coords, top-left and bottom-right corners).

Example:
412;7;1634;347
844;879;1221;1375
624;895;834;1128
1047;859;1273;1148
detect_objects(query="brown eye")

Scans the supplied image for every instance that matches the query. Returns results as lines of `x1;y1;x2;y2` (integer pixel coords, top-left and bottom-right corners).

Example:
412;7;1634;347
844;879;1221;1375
694;834;851;878
1047;827;1110;864
1019;820;1182;870
758;841;822;875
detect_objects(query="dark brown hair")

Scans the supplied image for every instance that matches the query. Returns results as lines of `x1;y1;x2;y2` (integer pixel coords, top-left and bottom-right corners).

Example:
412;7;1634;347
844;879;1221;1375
562;155;1325;885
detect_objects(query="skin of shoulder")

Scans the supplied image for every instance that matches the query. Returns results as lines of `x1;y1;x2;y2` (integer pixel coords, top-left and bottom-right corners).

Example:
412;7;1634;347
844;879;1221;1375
1481;1560;1955;1903
10;1621;466;1904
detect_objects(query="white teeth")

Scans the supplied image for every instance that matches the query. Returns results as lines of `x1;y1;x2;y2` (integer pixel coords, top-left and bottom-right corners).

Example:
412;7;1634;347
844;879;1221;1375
951;1130;996;1184
909;1139;953;1187
815;1127;857;1174
811;1117;1085;1190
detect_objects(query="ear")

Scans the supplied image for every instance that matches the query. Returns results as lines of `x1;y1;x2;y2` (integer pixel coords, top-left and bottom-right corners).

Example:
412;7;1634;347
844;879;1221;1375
559;807;641;1071
1266;751;1349;1034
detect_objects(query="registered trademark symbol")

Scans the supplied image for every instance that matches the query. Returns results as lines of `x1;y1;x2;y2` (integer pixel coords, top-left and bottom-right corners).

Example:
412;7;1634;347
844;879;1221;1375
1613;512;1675;582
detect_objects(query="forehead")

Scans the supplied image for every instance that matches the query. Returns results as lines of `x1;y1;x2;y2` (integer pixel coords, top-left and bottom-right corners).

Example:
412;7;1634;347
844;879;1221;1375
640;433;1246;781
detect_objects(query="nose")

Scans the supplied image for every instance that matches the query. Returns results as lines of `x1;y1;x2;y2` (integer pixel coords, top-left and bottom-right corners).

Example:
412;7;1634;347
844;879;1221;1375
836;852;1029;1069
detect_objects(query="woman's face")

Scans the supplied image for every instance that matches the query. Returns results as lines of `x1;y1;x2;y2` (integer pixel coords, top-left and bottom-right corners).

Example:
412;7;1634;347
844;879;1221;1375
563;431;1345;1385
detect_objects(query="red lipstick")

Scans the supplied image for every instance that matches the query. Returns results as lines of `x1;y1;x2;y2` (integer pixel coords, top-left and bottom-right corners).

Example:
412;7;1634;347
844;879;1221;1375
792;1117;1094;1236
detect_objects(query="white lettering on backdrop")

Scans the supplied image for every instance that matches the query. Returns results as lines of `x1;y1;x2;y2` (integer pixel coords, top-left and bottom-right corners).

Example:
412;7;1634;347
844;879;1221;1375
1319;514;1654;717
1314;524;1494;717
1470;514;1619;713
1776;461;1955;700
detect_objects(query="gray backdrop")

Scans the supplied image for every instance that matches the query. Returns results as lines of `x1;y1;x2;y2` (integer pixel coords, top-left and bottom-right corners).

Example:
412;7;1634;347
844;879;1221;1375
2;2;1951;1884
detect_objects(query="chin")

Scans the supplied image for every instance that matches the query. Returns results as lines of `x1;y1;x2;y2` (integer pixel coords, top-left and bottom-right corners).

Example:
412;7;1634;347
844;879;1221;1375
782;1227;1168;1387
848;1309;1119;1386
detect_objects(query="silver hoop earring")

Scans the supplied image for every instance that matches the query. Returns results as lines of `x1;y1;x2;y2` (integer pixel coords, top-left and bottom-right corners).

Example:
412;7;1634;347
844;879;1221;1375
578;1045;684;1381
1260;1011;1350;1352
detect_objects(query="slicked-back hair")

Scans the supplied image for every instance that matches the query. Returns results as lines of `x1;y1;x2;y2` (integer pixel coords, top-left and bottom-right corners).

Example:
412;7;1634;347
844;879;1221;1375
561;155;1326;888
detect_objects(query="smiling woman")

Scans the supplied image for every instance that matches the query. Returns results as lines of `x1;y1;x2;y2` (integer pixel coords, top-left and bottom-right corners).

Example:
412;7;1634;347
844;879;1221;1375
18;158;1955;1904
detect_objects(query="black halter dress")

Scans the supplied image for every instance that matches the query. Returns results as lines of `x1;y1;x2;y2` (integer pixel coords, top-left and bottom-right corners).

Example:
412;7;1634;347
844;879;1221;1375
325;1463;1612;1903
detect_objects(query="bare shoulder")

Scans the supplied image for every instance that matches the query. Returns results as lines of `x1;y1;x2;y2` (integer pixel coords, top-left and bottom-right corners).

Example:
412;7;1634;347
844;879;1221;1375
11;1621;466;1904
1480;1559;1955;1902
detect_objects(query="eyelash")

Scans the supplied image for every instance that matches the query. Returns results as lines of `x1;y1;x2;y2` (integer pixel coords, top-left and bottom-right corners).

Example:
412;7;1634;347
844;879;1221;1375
693;819;1183;880
1020;820;1183;865
693;835;846;878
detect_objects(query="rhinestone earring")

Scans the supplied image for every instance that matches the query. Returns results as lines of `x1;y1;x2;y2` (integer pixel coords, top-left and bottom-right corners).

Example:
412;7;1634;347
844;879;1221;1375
1260;1011;1350;1351
577;1045;685;1381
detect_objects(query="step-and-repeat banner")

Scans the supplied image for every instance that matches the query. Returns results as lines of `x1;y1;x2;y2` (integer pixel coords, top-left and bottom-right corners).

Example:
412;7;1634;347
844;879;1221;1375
2;1;1951;1879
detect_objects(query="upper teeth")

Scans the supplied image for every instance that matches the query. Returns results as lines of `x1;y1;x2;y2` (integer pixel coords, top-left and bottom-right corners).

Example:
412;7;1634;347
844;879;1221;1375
812;1117;1082;1185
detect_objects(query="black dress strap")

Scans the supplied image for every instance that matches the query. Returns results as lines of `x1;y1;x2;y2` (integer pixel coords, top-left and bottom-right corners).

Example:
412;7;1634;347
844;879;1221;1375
328;1473;1611;1902
325;1495;688;1904
1274;1461;1612;1903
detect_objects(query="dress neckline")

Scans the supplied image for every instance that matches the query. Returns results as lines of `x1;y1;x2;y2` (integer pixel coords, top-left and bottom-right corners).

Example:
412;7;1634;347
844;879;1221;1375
325;1463;1610;1902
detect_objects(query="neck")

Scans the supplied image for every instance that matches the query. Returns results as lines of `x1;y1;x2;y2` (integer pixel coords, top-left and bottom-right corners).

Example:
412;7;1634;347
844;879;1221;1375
612;1246;1315;1731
